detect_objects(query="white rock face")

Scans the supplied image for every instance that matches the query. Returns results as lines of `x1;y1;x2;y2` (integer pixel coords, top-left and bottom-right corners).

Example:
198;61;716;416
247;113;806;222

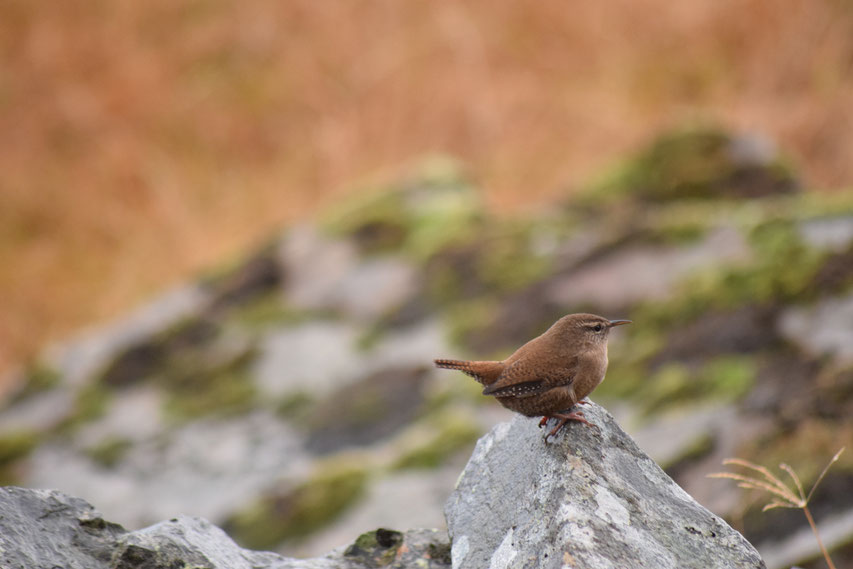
445;404;766;569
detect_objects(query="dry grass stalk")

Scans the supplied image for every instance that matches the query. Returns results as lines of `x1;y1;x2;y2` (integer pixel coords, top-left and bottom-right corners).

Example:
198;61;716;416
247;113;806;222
709;447;845;569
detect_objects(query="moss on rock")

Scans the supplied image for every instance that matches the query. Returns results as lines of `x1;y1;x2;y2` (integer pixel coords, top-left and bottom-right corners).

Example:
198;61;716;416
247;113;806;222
344;528;404;566
321;158;483;261
9;361;61;405
581;126;798;204
0;430;39;466
0;430;39;485
59;382;112;432
225;459;369;550
637;355;756;415
85;436;133;469
393;411;481;470
161;346;258;422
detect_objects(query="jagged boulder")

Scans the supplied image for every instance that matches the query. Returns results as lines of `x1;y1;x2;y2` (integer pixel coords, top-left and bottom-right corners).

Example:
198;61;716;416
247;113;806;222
445;402;766;569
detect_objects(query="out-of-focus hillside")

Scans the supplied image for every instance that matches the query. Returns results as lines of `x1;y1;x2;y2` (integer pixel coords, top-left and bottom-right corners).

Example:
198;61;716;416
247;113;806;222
1;0;852;378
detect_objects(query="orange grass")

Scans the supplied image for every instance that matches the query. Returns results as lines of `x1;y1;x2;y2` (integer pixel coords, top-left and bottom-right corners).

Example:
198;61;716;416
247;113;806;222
1;0;853;385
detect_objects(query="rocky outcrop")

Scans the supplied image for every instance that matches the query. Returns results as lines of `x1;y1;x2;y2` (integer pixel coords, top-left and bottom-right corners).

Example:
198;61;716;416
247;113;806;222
0;486;450;569
446;403;766;569
0;401;766;569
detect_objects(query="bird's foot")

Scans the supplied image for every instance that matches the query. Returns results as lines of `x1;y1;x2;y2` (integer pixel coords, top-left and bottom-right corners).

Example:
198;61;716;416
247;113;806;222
542;410;594;442
538;401;590;429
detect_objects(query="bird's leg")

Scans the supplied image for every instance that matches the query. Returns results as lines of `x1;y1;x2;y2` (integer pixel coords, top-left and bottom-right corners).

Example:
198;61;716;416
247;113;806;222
538;400;590;429
539;399;592;429
543;410;593;442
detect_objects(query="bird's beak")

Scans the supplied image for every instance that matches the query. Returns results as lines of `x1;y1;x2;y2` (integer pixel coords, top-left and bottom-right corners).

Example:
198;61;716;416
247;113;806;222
608;319;632;327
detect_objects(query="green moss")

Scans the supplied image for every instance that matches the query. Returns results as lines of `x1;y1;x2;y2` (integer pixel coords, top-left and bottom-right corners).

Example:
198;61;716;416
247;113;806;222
393;412;481;470
59;382;112;432
227;292;292;328
227;292;332;330
639;355;756;414
322;158;483;261
276;390;315;421
424;260;469;308
0;430;39;465
344;529;404;565
0;430;39;485
476;225;553;293
163;361;257;421
323;189;409;253
95;317;219;388
639;363;693;412
428;541;453;564
355;322;386;352
85;436;133;468
579;126;797;204
11;361;61;404
443;298;499;352
226;460;369;549
636;218;824;335
701;355;756;399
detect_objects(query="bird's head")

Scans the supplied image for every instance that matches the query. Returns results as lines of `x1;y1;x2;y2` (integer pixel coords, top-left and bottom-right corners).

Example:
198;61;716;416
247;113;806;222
553;313;631;348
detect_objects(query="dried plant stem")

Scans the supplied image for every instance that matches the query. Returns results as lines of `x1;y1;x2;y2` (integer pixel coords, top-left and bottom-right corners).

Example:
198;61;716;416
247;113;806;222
802;505;836;569
709;448;844;569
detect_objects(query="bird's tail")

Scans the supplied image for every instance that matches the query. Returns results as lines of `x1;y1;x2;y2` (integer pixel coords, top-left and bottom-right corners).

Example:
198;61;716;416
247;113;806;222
434;359;503;385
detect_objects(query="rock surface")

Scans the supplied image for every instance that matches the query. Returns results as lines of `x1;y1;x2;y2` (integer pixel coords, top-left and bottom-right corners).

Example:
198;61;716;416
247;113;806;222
0;486;450;569
446;403;766;569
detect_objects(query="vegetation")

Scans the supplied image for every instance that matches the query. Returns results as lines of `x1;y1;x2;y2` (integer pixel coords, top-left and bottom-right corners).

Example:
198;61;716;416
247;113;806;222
226;460;369;550
710;448;845;569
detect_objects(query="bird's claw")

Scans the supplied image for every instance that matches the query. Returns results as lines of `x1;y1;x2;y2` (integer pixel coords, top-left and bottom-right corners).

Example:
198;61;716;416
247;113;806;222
541;409;595;442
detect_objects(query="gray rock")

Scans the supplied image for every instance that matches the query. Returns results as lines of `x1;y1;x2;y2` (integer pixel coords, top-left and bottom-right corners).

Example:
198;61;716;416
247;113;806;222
27;411;311;529
445;403;766;569
0;386;76;433
0;486;123;569
254;321;366;399
0;487;450;569
798;216;853;252
778;292;853;365
547;225;751;309
44;284;209;389
278;225;419;321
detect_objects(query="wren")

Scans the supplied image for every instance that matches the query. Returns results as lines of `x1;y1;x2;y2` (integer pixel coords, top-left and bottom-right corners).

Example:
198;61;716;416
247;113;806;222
434;313;630;441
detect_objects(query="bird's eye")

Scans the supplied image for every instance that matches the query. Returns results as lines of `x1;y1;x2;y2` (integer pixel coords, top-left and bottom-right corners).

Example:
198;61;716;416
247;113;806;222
593;324;603;332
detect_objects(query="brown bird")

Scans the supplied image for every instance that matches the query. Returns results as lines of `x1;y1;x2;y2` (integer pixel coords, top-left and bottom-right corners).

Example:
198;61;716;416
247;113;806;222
434;313;630;441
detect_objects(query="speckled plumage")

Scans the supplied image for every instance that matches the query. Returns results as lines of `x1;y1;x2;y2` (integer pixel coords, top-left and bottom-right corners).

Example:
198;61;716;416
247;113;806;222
435;313;630;439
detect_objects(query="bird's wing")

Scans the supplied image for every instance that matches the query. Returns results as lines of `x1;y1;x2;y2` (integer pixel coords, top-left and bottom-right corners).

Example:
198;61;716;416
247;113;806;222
481;357;578;398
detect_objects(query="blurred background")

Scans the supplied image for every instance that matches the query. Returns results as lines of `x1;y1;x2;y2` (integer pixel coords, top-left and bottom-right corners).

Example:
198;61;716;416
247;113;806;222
1;1;853;568
2;0;853;378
